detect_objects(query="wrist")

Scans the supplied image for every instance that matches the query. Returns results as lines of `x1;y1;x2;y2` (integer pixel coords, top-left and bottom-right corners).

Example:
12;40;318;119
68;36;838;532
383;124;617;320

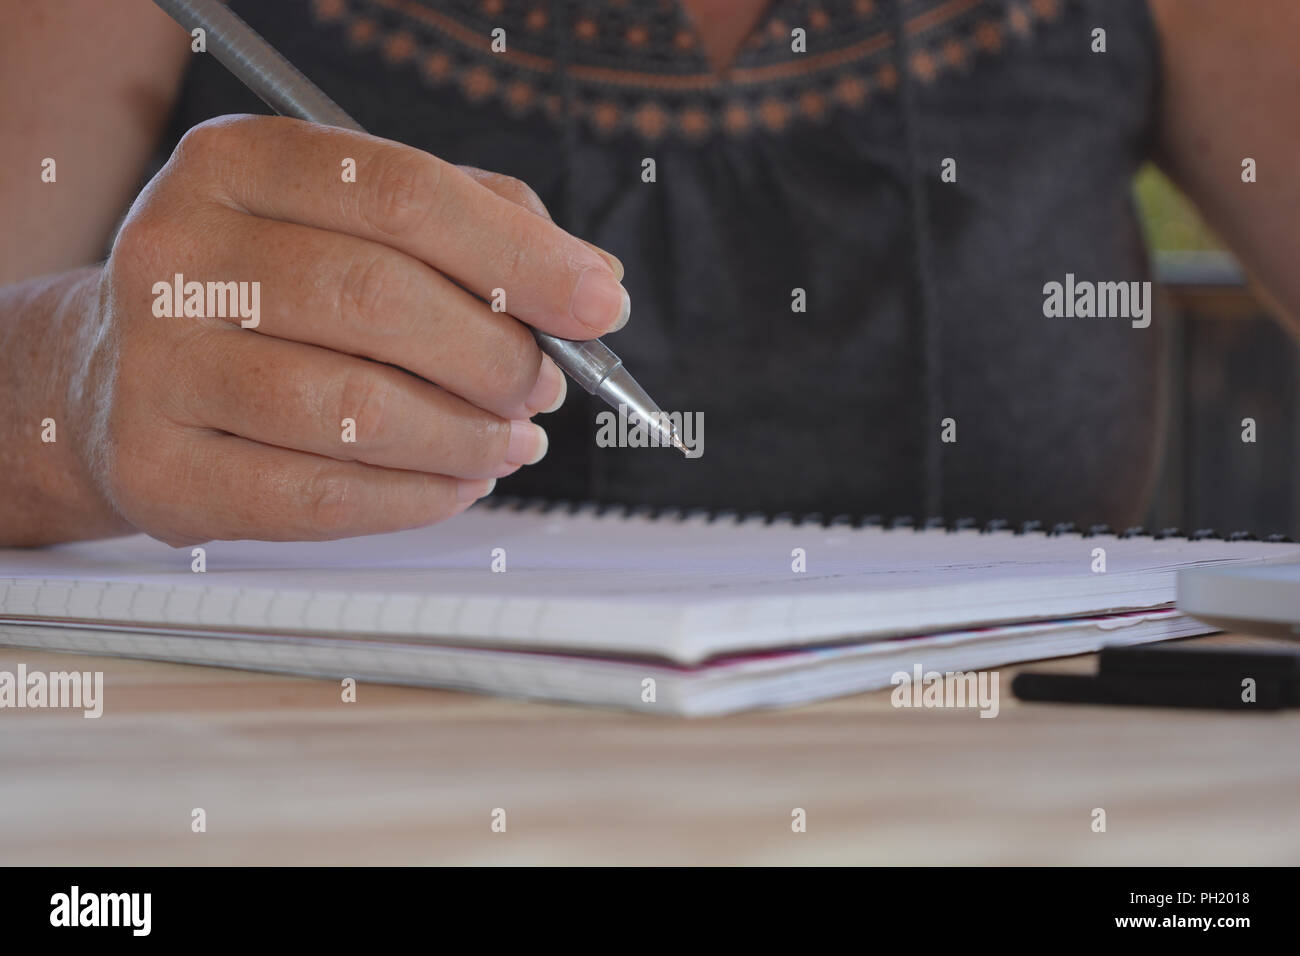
0;267;132;545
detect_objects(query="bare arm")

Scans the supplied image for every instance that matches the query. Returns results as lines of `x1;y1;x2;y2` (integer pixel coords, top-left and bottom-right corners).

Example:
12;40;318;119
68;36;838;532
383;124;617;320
0;0;187;543
1149;0;1300;332
1;0;188;282
0;3;617;548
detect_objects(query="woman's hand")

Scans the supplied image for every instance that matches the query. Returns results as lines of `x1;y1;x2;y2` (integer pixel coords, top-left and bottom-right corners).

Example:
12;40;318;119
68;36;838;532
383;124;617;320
70;114;628;545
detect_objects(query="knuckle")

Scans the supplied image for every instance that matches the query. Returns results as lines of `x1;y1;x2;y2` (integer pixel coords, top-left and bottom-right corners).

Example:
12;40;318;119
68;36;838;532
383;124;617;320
173;123;219;167
489;214;533;285
498;175;547;215
479;322;540;406
173;115;242;167
403;476;460;529
337;252;412;329
304;469;360;533
363;149;442;238
164;116;265;207
471;416;512;469
336;370;393;448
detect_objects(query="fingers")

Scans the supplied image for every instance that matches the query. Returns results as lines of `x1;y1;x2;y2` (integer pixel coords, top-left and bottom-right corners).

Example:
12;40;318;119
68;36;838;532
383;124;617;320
170;115;629;338
150;431;496;544
198;209;566;420
182;330;550;479
458;164;625;280
458;166;552;218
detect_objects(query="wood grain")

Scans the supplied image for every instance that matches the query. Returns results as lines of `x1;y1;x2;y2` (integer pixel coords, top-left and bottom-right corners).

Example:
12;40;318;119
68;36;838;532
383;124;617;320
1;635;1297;865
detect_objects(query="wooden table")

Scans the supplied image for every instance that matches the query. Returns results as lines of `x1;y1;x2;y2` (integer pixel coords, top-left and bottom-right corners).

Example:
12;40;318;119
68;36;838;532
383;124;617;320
2;634;1297;865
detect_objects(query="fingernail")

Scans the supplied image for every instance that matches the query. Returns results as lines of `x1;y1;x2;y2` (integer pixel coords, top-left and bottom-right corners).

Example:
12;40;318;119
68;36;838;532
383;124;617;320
581;241;624;281
571;268;630;334
507;420;548;466
599;251;625;281
457;477;496;502
526;354;567;414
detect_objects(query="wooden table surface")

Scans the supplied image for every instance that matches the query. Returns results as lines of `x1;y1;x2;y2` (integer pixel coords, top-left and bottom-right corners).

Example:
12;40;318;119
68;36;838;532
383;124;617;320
2;634;1297;865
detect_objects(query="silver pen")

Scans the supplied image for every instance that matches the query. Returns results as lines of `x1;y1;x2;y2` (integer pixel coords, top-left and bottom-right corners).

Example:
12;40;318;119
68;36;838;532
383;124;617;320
152;0;686;455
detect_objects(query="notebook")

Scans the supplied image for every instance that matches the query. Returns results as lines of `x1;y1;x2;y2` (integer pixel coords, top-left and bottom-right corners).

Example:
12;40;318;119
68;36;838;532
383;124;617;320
1;500;1296;715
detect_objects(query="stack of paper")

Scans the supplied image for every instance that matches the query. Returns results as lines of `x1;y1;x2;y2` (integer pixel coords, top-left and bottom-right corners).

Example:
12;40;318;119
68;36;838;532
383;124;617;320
1;502;1295;715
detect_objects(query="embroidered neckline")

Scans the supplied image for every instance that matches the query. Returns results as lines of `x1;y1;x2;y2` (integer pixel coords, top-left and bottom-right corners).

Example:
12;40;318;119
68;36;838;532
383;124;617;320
308;0;1063;141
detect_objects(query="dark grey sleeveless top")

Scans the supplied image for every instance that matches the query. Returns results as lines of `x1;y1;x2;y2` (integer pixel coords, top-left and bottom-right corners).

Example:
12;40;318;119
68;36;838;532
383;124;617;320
162;0;1164;528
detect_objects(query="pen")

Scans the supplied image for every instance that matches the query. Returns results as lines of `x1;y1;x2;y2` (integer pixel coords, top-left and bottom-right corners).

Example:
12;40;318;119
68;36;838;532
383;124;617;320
151;0;686;455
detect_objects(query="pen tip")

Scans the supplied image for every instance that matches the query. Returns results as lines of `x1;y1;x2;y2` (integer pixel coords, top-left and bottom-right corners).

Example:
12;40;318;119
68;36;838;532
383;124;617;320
671;433;690;456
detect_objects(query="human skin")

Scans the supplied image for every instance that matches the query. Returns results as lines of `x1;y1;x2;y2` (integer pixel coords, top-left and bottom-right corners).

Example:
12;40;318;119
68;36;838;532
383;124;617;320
0;3;628;547
0;0;1296;546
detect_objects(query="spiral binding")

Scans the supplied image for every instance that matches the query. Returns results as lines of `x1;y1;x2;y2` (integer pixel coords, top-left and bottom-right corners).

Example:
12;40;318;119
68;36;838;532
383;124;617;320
480;496;1294;542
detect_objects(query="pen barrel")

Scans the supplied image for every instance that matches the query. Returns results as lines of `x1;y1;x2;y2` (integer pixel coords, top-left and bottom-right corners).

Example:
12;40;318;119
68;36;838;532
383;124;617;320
152;0;364;132
154;0;651;414
533;333;622;394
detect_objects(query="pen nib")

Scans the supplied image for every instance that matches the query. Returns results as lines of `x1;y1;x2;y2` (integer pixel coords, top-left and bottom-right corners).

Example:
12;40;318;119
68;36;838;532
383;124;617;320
670;432;690;456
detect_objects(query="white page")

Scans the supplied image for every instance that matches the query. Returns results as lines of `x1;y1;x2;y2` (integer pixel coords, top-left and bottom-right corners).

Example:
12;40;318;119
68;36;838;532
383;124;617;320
1;505;1296;663
0;609;1209;716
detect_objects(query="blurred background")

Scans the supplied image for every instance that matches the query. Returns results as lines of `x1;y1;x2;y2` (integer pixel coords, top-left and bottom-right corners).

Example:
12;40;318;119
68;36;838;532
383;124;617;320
1136;166;1300;540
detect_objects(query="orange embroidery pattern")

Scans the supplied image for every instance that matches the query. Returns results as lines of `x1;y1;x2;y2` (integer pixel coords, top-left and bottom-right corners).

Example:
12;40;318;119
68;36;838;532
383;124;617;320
309;0;1064;142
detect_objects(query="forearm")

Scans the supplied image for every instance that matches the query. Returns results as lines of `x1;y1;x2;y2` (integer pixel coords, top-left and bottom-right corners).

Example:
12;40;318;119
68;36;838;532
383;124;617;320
1150;0;1300;335
0;267;131;546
